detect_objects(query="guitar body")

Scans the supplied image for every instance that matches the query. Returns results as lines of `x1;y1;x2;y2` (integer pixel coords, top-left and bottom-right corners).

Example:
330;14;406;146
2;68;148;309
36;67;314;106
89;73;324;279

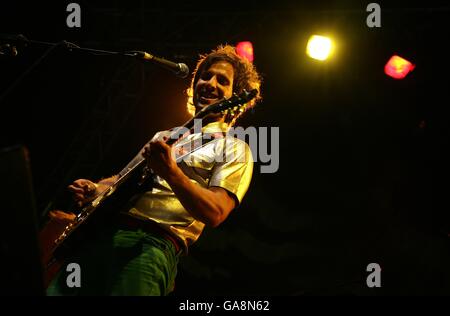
39;169;151;289
39;211;75;288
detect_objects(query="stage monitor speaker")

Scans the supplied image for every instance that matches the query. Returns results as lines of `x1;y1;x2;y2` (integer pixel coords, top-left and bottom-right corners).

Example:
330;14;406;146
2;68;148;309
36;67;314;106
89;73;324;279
0;145;45;295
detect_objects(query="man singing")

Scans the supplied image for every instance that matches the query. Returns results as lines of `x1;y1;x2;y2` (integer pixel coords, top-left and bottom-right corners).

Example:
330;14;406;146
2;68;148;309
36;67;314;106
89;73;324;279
47;45;262;296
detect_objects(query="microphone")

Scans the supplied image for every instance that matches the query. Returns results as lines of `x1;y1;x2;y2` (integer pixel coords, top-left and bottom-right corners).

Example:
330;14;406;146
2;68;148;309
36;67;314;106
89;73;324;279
0;44;18;57
130;51;190;78
0;34;28;57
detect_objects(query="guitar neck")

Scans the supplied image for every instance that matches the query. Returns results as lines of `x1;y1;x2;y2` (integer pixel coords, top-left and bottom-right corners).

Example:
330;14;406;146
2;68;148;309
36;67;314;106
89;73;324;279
165;115;202;146
110;115;199;189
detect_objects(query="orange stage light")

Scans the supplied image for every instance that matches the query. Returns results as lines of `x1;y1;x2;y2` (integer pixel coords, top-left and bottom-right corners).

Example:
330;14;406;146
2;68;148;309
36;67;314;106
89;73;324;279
236;41;254;62
384;55;415;79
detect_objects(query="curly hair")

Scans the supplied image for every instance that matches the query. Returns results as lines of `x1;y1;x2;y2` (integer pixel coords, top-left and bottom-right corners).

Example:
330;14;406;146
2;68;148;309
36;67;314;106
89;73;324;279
186;44;262;121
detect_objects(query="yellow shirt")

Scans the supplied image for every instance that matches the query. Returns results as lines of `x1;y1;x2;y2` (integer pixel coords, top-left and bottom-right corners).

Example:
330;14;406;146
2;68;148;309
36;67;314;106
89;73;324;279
119;122;254;253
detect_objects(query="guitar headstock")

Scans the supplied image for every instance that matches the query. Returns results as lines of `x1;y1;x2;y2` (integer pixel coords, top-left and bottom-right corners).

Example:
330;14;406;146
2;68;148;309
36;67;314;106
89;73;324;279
196;89;258;118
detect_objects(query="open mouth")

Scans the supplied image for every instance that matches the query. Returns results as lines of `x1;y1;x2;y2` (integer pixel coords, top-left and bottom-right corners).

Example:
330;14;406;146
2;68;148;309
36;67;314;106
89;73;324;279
199;96;218;103
198;93;219;105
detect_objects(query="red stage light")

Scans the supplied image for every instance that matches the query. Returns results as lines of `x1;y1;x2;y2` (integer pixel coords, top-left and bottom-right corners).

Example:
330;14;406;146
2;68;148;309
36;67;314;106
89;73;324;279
236;41;254;62
384;55;415;79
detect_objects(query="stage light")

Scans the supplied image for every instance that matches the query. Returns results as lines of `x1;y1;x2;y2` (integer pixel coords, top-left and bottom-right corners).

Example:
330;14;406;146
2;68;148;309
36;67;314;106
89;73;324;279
384;55;415;79
236;41;254;62
306;35;333;61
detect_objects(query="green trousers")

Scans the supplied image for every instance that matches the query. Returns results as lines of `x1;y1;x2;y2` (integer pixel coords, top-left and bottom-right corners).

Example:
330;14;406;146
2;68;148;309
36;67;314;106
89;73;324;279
47;226;180;296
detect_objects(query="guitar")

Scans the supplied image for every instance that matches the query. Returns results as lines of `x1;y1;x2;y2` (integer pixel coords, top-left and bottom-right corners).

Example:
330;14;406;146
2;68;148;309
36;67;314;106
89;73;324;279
39;89;258;288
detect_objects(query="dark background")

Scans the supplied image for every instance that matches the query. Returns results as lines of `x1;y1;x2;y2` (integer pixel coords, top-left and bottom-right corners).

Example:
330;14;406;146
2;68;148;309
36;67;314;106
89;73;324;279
1;0;450;295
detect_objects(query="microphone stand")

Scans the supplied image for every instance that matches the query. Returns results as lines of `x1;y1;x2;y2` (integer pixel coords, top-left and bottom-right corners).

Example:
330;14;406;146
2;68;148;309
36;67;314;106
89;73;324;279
0;34;174;103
